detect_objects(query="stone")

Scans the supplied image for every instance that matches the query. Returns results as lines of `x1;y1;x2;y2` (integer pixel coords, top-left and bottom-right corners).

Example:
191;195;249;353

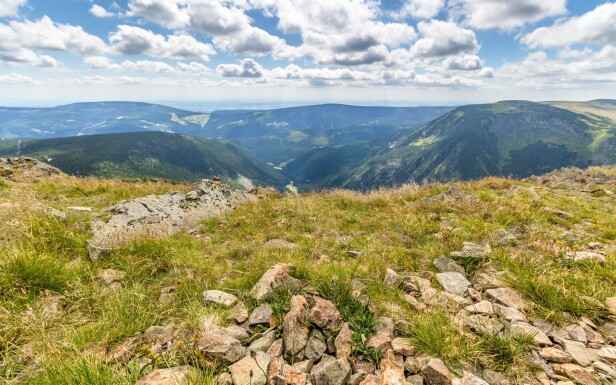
385;269;405;289
380;350;410;385
422;358;452;385
107;337;139;363
354;359;376;375
293;360;314;374
251;263;302;302
450;242;491;259
312;354;336;373
367;332;393;352
538;347;572;363
159;286;177;303
581;324;604;345
216;373;233;385
67;206;93;212
310;297;341;329
598;347;616;363
485;288;527;310
607;297;616;315
136;367;191;385
405;355;431;375
392;338;416;356
458;372;489;385
310;358;352;385
268;360;309;385
561;339;593;367
433;257;465;275
202;290;238;308
465;301;494;315
250;330;278;352
360;374;380;385
305;330;327;361
436;272;471;297
465;315;504;335
335;323;354;358
143;325;177;347
490;229;517;246
482;370;509;385
250;304;273;326
98;269;126;286
552;364;599;385
228;301;248;323
266;338;283;358
229;351;271;385
564;324;587;344
283;295;309;360
197;329;245;365
567;251;605;264
408;375;425;385
222;325;249;341
405;294;427;312
593;360;616;378
509;322;552;346
350;373;369;385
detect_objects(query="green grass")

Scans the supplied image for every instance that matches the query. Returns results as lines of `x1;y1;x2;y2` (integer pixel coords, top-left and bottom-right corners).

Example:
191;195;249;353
477;333;535;372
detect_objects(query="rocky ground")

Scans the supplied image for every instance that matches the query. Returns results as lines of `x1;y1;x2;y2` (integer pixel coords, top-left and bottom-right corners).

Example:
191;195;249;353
0;163;615;385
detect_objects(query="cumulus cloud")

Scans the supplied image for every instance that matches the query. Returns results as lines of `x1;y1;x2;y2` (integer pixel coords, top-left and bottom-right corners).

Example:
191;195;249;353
177;61;210;74
410;20;479;58
451;0;566;31
84;56;121;70
521;3;616;49
90;4;115;18
0;73;33;83
395;0;445;19
217;58;263;78
0;0;27;17
443;54;483;70
109;25;216;61
84;56;176;73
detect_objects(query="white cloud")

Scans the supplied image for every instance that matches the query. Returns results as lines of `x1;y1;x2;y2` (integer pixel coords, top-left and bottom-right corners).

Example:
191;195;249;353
84;56;176;73
177;61;210;74
109;25;216;61
451;0;566;31
443;54;483;70
0;73;33;84
217;58;263;78
84;56;121;70
521;3;616;49
410;20;479;58
90;4;115;18
0;0;27;17
395;0;444;19
3;16;107;55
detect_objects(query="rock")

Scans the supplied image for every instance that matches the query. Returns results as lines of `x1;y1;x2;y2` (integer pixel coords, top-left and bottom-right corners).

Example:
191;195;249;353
581;324;605;345
67;206;93;212
107;337;139;363
465;301;494;315
482;370;509;385
266;338;283;358
392;338;416;356
450;242;491;259
310;297;341;329
490;229;517;246
249;304;273;326
360;374;380;385
509;322;552;346
607;297;616;315
538;347;572;363
283;295;310;360
228;301;249;323
305;330;327;361
354;359;376;375
136;367;191;385
229;351;271;385
385;269;405;289
251;264;302;302
485;288;527;310
380;350;409;385
43;205;67;219
422;358;452;385
405;294;427;312
436;272;471;297
335;323;354;358
405;355;431;375
408;375;425;385
552;364;599;385
159;285;177;303
376;316;396;335
293;360;314;374
564;324;587;344
250;330;278;352
222;325;249;341
312;354;336;373
97;269;126;286
433;257;465;275
566;251;606;264
493;304;526;323
216;373;233;385
561;339;593;367
598;347;616;363
593;360;616;378
367;331;393;351
350;373;369;385
309;358;352;385
202;290;238;308
465;315;504;335
197;329;245;365
458;372;489;385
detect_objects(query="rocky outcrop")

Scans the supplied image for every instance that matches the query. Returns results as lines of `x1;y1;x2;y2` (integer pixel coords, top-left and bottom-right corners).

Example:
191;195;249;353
87;179;258;259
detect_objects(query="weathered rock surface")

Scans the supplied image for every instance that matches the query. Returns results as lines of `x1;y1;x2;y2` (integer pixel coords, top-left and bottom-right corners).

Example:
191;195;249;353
510;322;552;346
88;179;257;259
450;242;491;259
422;358;452;385
485;288;527;310
310;296;341;329
309;358;352;385
436;272;471;297
553;363;599;385
335;323;354;359
229;351;271;385
282;295;310;360
136;367;191;385
202;290;238;308
251;264;302;302
197;329;245;365
250;304;273;326
433;256;465;275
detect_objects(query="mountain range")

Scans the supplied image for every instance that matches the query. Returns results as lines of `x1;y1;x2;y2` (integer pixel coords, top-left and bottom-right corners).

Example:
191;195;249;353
1;100;615;190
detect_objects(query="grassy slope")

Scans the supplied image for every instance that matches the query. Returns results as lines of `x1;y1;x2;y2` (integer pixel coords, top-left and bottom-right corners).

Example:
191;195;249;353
1;166;615;383
0;132;285;189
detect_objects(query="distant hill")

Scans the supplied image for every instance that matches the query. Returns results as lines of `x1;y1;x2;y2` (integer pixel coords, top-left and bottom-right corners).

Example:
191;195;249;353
0;102;210;139
0;132;285;189
342;100;616;189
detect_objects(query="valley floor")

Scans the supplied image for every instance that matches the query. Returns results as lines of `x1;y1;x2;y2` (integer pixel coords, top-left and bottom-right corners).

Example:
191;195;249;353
0;159;615;385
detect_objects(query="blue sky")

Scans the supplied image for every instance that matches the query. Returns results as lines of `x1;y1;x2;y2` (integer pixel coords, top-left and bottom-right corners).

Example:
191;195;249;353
0;0;614;106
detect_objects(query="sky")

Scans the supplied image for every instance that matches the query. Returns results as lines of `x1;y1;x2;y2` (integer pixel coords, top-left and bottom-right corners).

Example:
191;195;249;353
0;0;614;107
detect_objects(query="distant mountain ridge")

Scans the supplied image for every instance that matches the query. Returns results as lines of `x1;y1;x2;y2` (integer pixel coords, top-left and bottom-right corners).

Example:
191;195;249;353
0;131;285;189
